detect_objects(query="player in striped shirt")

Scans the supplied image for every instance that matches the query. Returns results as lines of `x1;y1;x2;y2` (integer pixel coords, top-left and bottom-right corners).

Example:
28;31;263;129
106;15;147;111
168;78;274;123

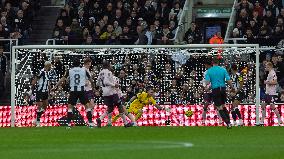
229;64;244;126
31;61;52;127
53;58;94;129
260;62;282;126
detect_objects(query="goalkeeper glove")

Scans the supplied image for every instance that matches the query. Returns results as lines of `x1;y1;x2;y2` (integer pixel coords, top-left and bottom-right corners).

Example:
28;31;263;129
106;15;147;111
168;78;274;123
125;102;130;109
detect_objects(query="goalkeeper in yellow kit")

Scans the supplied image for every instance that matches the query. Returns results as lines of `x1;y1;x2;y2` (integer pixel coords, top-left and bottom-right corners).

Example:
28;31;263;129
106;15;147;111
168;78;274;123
113;86;169;126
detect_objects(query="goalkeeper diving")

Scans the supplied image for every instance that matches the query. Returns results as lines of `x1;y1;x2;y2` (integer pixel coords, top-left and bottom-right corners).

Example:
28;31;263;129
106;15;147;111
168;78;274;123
113;86;171;126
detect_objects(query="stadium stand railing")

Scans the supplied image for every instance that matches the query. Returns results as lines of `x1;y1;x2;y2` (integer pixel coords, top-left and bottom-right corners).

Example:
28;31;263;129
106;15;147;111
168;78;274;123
174;0;193;44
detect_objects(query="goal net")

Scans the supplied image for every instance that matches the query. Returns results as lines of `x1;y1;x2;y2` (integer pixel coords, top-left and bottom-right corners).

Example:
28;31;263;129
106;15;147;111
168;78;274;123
9;44;262;127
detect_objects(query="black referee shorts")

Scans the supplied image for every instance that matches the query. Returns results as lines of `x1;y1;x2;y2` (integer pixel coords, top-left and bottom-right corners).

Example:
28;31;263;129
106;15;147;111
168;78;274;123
212;87;227;107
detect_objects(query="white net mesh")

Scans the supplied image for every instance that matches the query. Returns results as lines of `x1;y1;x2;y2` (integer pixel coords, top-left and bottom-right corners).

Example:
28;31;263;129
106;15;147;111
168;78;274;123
14;46;258;106
11;45;261;127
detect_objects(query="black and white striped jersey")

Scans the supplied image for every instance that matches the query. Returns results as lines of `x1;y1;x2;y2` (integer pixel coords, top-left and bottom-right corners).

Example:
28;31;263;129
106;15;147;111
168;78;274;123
36;69;49;92
64;67;91;92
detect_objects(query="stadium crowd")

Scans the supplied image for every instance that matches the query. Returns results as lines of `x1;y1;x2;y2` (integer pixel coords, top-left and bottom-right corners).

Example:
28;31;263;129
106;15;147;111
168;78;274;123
0;0;40;46
52;0;185;45
231;0;284;46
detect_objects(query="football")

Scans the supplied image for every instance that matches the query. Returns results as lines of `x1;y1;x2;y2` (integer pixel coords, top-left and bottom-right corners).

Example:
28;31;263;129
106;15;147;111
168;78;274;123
185;110;193;117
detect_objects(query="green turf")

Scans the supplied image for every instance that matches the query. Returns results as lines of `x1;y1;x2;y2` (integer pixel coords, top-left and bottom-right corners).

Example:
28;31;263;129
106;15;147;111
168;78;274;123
0;126;283;159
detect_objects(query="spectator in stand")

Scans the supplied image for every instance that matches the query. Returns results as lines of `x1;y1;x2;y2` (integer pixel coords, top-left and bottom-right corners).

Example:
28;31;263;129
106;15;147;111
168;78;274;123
278;8;284;19
53;19;65;38
157;24;174;45
100;24;114;40
13;9;31;44
134;25;148;45
0;23;9;39
82;35;95;45
92;25;101;41
70;18;82;44
184;22;202;44
3;2;15;24
77;9;87;27
244;27;256;43
253;1;264;17
119;25;133;45
209;32;224;44
235;0;254;12
264;0;279;17
113;20;122;37
248;19;260;36
86;17;95;32
82;27;90;42
57;9;71;26
157;0;171;25
264;10;276;28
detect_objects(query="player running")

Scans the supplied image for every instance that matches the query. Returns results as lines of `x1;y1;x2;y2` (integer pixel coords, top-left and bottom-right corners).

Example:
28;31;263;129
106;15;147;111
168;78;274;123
31;61;52;127
95;61;129;128
229;64;244;126
260;62;282;126
97;74;136;127
83;58;95;127
53;58;95;129
201;60;222;125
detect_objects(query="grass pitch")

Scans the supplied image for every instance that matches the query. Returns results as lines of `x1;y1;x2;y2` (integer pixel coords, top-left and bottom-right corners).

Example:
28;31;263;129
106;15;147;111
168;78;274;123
0;126;283;159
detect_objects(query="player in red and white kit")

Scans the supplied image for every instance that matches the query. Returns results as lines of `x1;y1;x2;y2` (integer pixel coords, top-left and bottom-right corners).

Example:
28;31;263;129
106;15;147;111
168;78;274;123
260;62;282;126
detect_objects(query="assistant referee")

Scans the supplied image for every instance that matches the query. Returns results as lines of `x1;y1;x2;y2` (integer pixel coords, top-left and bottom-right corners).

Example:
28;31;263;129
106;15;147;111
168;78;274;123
205;57;235;129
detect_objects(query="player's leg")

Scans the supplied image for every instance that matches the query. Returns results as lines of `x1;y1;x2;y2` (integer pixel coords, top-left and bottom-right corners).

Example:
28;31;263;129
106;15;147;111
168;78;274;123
124;105;137;126
106;105;114;126
134;109;143;121
202;103;209;125
81;91;93;127
35;92;48;127
66;92;76;128
113;94;128;126
213;88;231;128
232;99;243;126
260;94;270;125
96;96;113;128
270;103;283;125
35;101;43;126
202;93;210;124
231;95;238;126
260;102;266;125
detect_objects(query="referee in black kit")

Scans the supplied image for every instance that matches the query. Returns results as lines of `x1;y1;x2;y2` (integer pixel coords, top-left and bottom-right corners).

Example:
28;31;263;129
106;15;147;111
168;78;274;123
205;57;235;129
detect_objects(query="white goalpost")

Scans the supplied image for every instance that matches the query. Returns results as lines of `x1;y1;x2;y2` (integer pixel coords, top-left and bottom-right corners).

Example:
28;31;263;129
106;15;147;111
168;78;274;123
11;44;261;127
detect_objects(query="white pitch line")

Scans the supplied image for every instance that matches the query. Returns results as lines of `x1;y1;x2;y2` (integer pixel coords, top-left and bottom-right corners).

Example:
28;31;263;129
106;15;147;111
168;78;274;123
1;141;194;153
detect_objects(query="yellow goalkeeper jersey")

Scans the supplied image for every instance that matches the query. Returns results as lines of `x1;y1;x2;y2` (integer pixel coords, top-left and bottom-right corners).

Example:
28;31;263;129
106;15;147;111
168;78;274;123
129;91;156;110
